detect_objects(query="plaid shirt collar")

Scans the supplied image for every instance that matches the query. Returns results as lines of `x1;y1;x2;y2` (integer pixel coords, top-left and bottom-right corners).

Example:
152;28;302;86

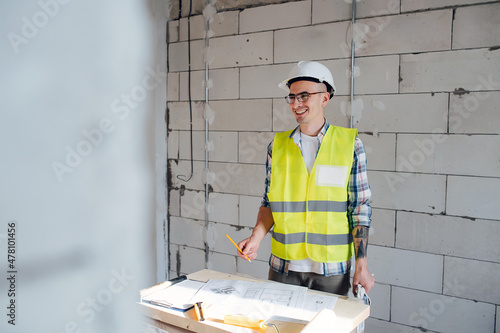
289;119;330;149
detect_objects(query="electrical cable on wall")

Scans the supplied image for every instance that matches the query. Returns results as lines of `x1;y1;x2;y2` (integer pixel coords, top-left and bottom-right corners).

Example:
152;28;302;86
174;0;214;267
204;8;210;267
177;0;194;182
204;0;216;269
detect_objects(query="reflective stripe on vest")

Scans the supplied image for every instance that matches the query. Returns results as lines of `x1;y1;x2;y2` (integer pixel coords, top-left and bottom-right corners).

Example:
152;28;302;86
268;125;357;263
270;200;347;213
271;231;353;246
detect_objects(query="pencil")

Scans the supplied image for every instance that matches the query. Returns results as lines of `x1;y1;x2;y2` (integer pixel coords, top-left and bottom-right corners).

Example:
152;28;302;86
226;234;251;262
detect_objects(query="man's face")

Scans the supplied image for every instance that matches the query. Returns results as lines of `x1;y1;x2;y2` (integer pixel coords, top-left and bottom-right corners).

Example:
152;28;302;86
288;80;329;126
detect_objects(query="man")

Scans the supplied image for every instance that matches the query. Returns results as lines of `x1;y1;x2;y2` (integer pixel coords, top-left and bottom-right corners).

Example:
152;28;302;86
237;61;375;296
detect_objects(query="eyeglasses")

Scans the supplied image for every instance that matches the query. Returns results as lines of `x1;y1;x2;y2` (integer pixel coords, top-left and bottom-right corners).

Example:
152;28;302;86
285;91;327;104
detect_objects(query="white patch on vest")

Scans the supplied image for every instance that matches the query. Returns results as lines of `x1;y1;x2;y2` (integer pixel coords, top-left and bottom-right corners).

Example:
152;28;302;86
315;165;349;187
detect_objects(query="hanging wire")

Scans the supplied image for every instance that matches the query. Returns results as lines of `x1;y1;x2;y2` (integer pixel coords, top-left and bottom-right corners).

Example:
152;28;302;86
177;0;194;182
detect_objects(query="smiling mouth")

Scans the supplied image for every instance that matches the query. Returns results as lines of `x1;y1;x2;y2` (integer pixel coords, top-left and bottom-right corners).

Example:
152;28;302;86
294;108;308;115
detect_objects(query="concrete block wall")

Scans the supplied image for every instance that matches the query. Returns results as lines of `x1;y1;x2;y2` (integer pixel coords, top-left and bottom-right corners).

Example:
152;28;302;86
166;1;500;332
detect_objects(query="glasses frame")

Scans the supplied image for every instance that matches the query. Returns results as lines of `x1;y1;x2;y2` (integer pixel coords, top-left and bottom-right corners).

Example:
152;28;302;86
285;91;327;104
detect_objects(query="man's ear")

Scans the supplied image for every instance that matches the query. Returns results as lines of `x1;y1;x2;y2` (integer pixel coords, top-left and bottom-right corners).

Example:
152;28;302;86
319;82;330;107
321;92;330;107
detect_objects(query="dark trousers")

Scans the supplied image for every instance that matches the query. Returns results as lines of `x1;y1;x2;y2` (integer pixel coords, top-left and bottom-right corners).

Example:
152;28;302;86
268;268;351;296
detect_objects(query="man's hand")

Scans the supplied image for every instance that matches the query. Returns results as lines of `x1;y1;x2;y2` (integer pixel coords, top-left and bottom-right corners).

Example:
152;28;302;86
236;206;274;262
352;257;375;293
237;236;260;261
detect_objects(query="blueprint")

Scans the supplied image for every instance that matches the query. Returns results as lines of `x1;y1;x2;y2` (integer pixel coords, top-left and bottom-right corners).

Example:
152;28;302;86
189;279;337;321
142;279;205;310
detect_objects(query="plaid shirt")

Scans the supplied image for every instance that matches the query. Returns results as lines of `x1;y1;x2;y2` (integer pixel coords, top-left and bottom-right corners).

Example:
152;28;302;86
262;120;372;276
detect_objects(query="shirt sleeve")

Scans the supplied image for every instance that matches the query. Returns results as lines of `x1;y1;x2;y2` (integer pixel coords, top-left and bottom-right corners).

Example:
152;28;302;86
347;137;372;229
261;140;273;208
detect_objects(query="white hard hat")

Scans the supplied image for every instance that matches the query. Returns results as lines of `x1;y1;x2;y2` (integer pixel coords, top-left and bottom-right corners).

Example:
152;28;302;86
278;61;336;98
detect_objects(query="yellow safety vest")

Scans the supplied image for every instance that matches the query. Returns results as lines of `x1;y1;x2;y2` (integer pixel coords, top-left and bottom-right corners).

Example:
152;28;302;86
268;125;357;263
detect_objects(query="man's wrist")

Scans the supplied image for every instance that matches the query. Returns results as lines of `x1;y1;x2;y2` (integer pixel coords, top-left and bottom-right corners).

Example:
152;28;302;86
355;257;368;270
251;227;267;242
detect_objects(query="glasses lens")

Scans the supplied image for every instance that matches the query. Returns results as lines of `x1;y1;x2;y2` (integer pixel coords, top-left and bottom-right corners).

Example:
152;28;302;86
285;95;294;104
297;93;310;102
